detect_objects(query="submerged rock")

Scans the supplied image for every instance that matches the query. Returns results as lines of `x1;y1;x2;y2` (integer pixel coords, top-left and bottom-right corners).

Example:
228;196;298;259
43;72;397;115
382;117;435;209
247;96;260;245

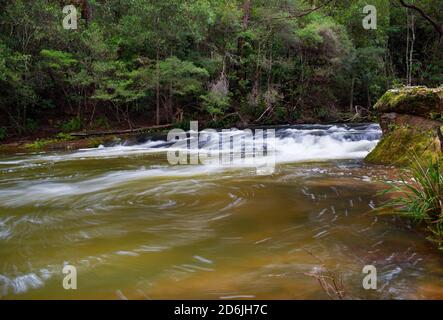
365;86;443;166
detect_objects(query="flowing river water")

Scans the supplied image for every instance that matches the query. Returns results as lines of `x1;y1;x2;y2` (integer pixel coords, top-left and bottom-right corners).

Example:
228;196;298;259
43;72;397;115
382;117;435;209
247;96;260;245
0;123;442;299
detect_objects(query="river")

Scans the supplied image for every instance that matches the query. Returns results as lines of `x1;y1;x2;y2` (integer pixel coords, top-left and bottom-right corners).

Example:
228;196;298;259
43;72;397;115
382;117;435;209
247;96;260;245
0;123;442;299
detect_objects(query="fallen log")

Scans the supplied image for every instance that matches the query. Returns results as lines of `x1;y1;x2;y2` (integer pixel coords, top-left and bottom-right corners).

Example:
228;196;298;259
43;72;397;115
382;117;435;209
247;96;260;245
71;124;174;137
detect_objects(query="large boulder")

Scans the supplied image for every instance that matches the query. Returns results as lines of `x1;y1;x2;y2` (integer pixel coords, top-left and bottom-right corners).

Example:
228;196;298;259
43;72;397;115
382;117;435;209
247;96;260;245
365;86;443;166
374;86;442;119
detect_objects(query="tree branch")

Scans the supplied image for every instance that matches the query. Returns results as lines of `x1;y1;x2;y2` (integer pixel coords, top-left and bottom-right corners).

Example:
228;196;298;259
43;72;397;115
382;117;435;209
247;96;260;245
271;0;335;21
294;0;335;18
398;0;442;37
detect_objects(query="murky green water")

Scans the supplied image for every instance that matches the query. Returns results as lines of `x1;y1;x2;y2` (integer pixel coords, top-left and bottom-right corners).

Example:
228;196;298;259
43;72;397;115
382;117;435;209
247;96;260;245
0;124;442;299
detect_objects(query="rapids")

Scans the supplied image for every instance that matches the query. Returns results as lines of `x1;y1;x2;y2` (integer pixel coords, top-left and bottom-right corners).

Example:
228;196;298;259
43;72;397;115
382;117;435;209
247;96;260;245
0;123;442;299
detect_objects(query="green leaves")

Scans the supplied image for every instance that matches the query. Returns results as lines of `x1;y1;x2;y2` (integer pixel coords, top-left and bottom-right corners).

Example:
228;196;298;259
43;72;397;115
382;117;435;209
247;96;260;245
201;91;230;117
40;50;78;70
92;61;138;103
157;57;209;96
0;0;442;132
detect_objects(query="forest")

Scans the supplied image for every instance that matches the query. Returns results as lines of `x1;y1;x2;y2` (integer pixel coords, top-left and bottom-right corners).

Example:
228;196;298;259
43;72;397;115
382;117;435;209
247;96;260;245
0;0;442;140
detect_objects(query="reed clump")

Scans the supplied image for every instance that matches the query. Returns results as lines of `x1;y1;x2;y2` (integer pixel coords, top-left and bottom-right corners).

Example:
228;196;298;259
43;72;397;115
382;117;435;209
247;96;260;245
381;155;443;250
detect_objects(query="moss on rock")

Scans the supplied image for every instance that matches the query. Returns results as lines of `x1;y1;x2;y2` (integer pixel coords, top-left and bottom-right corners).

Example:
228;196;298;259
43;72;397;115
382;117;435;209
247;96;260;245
365;126;441;166
374;86;442;119
366;86;443;166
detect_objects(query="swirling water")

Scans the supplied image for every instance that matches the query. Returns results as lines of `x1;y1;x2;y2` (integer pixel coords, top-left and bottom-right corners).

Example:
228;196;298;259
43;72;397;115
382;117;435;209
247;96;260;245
0;123;442;299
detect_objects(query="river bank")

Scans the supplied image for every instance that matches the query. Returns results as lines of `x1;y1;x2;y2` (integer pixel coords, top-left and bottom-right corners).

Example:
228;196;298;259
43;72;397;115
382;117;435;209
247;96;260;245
0;128;172;154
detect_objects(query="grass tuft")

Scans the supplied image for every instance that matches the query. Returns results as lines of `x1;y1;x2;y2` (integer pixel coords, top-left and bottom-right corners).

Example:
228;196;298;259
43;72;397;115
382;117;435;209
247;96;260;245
379;154;443;250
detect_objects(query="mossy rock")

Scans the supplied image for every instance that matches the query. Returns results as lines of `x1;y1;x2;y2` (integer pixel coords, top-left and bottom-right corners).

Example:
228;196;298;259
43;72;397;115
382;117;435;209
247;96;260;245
374;86;443;120
365;126;441;166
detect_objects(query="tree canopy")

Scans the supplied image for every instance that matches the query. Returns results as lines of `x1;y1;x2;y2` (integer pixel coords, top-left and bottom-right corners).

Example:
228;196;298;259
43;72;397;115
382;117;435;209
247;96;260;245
0;0;442;137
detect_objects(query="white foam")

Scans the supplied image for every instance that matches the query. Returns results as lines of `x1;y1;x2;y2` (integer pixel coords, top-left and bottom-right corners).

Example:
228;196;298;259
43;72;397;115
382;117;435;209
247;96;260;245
0;270;52;296
0;124;382;206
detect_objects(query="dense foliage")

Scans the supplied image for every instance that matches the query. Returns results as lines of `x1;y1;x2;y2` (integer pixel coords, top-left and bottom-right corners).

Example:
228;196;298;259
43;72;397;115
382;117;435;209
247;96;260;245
0;0;442;137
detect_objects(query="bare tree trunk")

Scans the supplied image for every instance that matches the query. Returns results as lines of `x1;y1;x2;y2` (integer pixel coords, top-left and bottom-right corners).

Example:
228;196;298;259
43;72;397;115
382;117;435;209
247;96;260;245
349;77;355;112
267;46;273;90
167;81;172;123
126;104;132;130
75;0;91;25
235;0;252;96
89;102;96;127
114;103;120;123
156;48;160;125
398;0;443;38
23;105;27;127
409;14;415;85
167;48;173;123
366;84;371;109
242;0;251;30
405;9;411;85
254;41;262;97
406;9;416;86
